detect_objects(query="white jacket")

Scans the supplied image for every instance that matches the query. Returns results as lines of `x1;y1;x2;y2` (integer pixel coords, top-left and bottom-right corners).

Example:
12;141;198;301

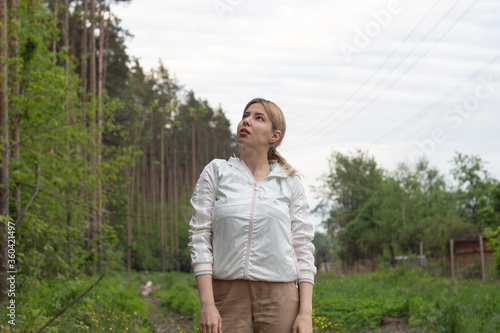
188;157;316;284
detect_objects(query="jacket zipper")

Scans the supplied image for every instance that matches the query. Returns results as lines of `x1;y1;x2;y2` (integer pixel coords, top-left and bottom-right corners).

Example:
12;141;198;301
244;183;258;279
240;160;274;280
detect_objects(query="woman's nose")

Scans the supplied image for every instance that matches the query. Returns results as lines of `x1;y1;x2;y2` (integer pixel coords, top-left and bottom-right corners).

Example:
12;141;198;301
243;117;250;126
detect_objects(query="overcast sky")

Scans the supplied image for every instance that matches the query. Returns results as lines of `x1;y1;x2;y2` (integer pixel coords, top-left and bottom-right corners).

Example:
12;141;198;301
112;0;500;226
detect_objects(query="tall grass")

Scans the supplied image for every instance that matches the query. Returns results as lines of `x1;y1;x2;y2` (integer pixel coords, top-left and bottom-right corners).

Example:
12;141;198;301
7;272;152;332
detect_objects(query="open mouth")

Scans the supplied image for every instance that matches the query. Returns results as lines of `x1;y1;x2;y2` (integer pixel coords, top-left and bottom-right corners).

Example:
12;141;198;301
239;128;250;135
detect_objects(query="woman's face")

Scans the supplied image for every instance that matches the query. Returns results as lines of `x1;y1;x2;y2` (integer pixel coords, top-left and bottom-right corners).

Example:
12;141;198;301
236;103;280;150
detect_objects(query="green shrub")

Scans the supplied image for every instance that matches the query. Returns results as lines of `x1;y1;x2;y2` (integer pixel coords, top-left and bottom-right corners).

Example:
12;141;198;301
160;282;200;317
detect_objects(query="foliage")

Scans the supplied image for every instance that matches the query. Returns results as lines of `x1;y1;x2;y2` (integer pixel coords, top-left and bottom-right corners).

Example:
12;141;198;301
316;150;499;267
484;226;500;277
450;153;500;230
317;149;383;232
160;282;200;317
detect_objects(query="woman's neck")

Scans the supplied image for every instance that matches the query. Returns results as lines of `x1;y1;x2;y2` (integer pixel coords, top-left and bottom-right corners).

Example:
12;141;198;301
240;148;270;182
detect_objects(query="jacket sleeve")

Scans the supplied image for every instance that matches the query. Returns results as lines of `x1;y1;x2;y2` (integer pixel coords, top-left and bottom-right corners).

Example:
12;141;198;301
188;161;218;277
290;176;317;284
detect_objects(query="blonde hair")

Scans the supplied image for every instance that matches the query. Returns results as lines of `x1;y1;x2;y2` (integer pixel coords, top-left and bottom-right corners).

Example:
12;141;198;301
243;98;297;176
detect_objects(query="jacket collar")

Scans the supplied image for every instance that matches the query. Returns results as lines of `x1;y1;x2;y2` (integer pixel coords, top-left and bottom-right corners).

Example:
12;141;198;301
228;156;289;179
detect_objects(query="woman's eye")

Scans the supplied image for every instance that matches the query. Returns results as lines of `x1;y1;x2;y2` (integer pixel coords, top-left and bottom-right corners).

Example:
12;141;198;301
257;116;263;121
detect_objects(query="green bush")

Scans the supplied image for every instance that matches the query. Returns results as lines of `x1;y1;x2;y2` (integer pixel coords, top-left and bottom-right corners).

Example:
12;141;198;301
160;283;200;317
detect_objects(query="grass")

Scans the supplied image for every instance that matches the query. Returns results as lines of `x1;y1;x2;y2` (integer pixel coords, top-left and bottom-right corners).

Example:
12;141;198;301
4;269;499;332
313;268;500;332
4;271;152;332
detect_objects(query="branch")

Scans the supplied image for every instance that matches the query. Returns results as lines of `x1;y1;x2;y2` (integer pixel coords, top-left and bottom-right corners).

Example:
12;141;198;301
35;274;106;333
15;163;41;226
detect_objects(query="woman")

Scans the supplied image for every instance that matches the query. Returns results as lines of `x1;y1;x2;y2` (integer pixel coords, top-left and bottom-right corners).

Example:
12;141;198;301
188;98;316;333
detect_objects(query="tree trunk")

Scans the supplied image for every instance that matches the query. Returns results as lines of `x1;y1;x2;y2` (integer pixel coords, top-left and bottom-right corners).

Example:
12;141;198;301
96;0;105;271
165;125;173;271
143;151;148;244
80;0;89;256
168;167;173;271
70;1;76;57
61;0;73;269
89;0;96;97
80;0;87;112
160;109;165;271
134;126;140;231
63;0;69;120
170;133;179;270
102;11;110;91
203;126;208;167
52;0;58;60
66;200;72;266
0;0;10;302
62;0;68;57
89;0;97;271
126;165;132;271
174;135;179;271
8;0;20;220
150;120;155;250
136;162;140;229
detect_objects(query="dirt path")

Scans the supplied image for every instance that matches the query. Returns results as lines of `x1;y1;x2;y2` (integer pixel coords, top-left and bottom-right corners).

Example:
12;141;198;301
145;296;194;333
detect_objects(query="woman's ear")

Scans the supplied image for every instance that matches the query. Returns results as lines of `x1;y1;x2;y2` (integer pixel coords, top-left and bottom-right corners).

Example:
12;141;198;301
269;130;281;144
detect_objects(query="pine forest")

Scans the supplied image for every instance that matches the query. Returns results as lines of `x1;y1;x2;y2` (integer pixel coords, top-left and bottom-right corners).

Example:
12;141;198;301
0;0;235;303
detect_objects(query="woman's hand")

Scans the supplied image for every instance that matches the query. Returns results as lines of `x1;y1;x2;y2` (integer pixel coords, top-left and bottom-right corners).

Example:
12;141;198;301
195;274;222;333
199;303;222;333
292;311;313;333
293;282;313;333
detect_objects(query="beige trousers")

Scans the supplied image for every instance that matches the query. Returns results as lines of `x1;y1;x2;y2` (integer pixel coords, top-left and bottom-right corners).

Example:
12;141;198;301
212;279;300;333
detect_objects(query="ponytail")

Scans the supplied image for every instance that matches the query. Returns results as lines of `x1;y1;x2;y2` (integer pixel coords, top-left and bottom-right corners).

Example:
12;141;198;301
267;147;297;176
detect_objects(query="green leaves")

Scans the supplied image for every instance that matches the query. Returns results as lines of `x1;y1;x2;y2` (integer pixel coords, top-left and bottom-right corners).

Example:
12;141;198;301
317;150;499;264
484;226;500;277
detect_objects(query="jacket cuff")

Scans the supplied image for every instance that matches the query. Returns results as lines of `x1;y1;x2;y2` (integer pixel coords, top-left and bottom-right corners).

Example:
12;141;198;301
298;270;315;285
193;263;213;277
